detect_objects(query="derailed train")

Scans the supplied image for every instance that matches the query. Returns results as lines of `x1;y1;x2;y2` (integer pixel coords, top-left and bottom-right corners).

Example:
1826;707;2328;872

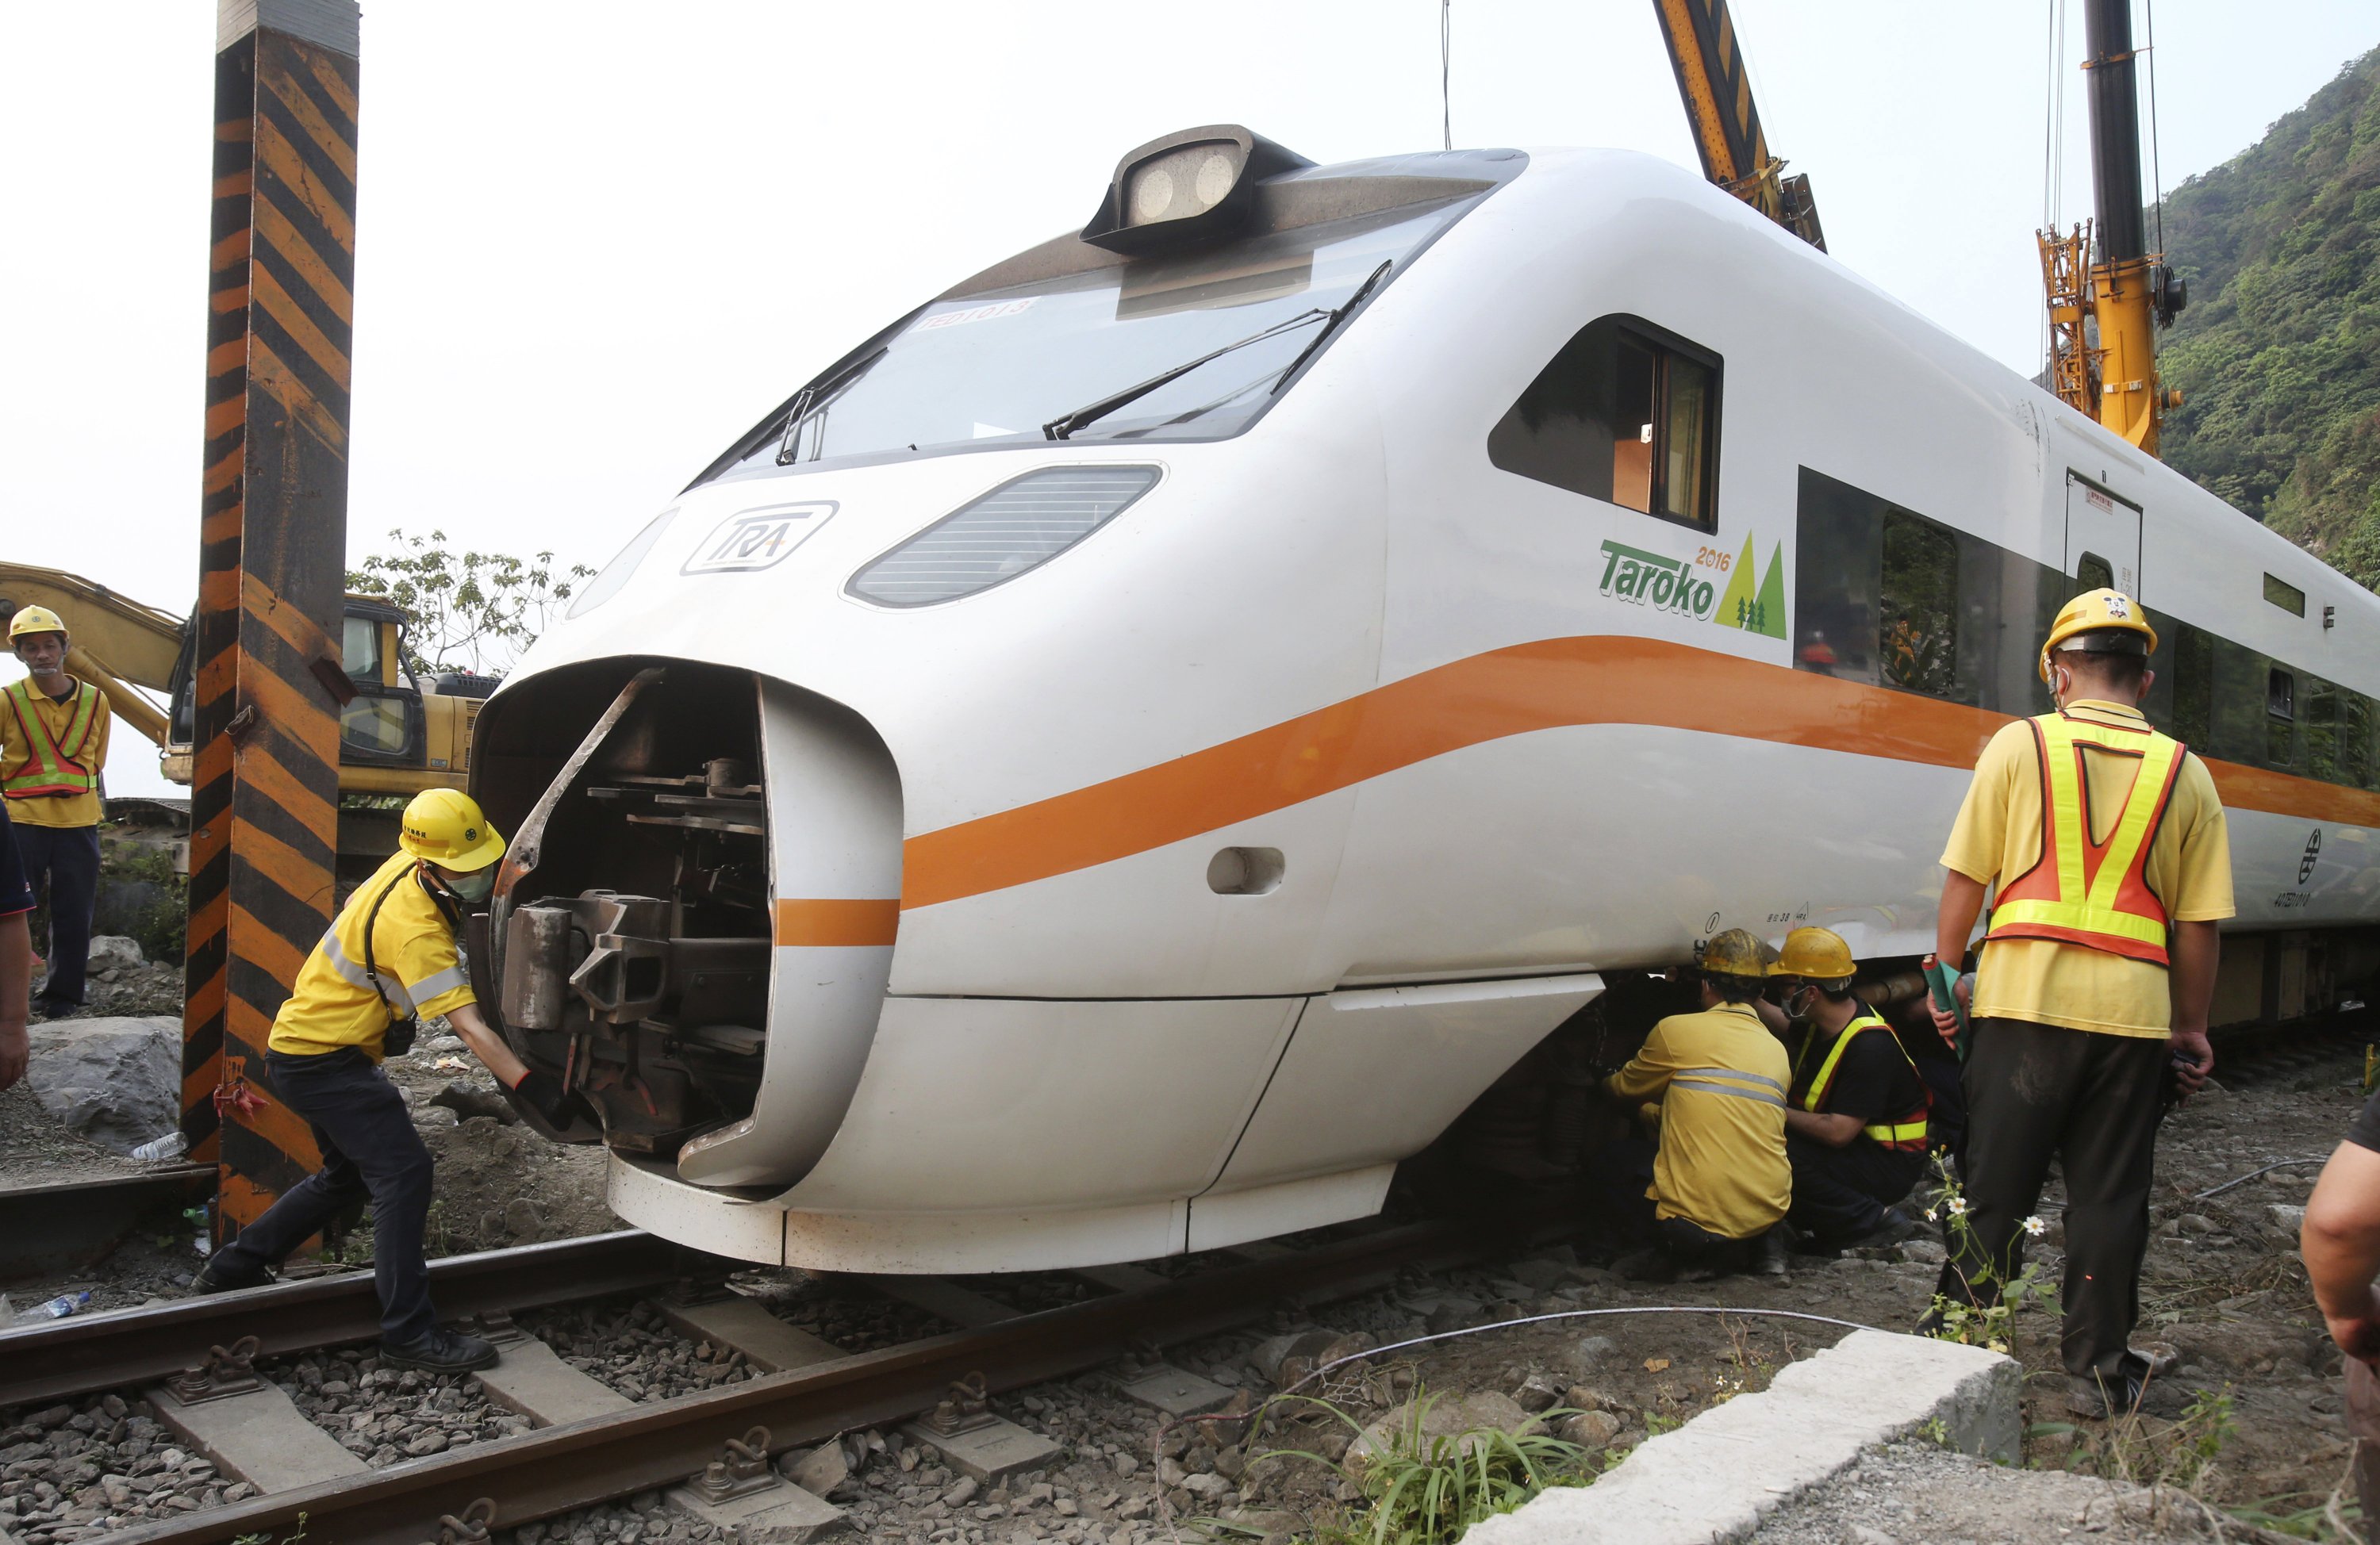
469;127;2380;1273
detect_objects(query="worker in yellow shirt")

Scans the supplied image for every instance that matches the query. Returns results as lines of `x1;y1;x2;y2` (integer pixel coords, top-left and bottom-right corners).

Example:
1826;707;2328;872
1605;929;1794;1280
1928;590;2233;1420
193;789;586;1372
3;605;112;1018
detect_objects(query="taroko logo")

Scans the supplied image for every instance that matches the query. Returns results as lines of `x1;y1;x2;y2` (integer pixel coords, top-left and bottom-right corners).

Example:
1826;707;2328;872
2300;829;2322;886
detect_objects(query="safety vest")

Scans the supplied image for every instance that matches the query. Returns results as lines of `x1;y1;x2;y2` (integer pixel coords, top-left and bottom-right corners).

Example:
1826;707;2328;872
1795;1010;1930;1152
2;677;101;800
1984;711;2185;966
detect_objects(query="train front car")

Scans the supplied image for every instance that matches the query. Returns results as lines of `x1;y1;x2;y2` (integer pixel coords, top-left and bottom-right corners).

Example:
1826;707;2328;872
468;131;1563;1272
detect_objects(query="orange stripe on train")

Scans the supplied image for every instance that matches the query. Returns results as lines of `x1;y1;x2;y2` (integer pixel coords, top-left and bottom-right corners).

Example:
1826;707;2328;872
898;634;2380;911
772;899;900;947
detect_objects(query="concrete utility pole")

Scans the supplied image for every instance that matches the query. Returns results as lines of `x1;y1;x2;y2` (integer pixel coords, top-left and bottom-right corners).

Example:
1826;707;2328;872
180;0;361;1242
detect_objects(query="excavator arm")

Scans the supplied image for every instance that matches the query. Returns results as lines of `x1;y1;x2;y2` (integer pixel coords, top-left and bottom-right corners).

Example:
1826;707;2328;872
1649;0;1825;251
0;562;182;747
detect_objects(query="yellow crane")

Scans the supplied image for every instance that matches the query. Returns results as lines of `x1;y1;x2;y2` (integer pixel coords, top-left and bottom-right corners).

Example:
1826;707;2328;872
1648;0;1825;250
0;563;489;846
2037;0;2188;455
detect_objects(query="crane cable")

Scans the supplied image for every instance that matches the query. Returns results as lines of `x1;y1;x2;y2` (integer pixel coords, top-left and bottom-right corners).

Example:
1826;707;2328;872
1440;0;1453;151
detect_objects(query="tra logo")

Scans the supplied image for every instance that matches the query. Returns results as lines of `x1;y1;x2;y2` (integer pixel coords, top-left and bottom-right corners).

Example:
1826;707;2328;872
682;503;837;575
1596;531;1786;640
2301;828;2322;885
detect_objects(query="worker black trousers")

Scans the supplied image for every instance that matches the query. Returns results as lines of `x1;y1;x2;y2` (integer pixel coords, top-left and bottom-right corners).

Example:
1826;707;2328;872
1787;1134;1923;1244
12;821;98;1010
1931;1017;2167;1379
210;1047;438;1345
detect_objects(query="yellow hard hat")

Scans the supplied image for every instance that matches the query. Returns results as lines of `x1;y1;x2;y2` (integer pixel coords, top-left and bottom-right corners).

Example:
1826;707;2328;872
2038;588;2157;686
397;788;507;872
1771;926;1856;982
9;605;66;642
1697;928;1775;979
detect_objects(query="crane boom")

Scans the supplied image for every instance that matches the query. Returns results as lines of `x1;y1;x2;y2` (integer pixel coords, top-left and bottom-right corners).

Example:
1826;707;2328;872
1649;0;1825;250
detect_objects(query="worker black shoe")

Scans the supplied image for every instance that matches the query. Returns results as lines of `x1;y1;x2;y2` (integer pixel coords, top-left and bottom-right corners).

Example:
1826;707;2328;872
190;1257;274;1294
381;1327;500;1374
1754;1227;1792;1276
1856;1207;1922;1249
2067;1352;2178;1420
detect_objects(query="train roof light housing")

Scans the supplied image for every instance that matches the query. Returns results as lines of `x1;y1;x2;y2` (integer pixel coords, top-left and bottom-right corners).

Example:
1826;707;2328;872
1080;125;1314;256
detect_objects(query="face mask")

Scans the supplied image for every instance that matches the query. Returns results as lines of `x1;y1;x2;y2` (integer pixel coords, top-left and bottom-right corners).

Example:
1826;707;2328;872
444;867;496;903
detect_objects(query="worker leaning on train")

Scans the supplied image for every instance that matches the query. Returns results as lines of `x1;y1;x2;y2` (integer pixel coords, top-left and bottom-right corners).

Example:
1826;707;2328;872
1599;929;1795;1282
1755;926;1930;1251
1925;588;2235;1420
191;788;590;1373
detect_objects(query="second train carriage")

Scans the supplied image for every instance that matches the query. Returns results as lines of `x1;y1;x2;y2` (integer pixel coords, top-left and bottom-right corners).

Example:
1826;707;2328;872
466;129;2380;1271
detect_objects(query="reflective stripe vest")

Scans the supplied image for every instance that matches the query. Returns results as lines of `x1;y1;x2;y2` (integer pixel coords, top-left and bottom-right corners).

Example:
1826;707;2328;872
1984;711;2185;966
2;678;101;800
1795;1009;1930;1152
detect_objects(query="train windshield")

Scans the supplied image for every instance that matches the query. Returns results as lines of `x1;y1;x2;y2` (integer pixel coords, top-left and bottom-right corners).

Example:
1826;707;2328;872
714;194;1484;475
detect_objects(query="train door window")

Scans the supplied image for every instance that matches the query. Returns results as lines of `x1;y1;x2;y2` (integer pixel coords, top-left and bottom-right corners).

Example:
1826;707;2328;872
2076;552;2113;592
2267;667;2297;767
1488;314;1721;530
1879;510;1967;701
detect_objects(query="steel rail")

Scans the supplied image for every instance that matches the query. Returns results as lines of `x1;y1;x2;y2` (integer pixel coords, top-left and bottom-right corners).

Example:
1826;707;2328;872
0;1229;685;1408
104;1218;1470;1545
0;1164;217;1286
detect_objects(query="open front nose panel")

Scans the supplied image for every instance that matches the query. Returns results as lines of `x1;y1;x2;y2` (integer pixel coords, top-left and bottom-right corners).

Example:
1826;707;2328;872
675;681;903;1187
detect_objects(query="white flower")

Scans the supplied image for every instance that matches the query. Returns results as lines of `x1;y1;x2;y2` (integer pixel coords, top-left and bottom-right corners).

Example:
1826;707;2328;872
2021;1216;2047;1236
1923;1208;1939;1222
1947;1197;1969;1217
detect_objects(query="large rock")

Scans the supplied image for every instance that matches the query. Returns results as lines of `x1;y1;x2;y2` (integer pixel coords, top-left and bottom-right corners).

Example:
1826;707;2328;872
25;1016;181;1154
86;936;145;974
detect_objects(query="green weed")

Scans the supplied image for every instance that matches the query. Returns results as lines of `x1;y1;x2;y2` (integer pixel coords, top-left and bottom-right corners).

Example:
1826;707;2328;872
1256;1386;1598;1545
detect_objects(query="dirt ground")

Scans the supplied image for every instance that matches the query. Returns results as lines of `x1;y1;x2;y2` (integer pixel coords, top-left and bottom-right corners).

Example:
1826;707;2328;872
2;1018;2370;1540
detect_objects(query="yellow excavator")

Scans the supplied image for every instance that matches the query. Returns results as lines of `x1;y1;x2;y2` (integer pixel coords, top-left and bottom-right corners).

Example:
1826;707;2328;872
0;563;493;856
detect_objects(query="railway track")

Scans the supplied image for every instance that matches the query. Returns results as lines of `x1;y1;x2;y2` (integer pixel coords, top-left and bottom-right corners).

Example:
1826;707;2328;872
1;1216;1483;1545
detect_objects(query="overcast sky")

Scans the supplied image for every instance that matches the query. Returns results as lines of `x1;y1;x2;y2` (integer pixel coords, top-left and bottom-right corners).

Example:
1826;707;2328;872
4;0;2373;798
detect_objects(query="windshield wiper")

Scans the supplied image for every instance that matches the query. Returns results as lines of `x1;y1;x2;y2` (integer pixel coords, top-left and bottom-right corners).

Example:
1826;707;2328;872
775;346;889;466
1042;309;1330;442
1268;259;1391;396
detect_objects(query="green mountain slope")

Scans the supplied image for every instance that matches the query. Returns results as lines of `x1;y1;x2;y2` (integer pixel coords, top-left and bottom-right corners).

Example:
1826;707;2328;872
2158;45;2380;591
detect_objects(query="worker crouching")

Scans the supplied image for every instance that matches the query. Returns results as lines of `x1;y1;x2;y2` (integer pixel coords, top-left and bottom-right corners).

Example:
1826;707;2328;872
1767;926;1928;1250
1603;929;1793;1280
193;789;589;1372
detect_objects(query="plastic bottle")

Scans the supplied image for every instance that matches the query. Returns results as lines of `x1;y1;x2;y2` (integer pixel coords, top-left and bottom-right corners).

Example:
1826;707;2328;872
27;1291;91;1321
131;1132;190;1163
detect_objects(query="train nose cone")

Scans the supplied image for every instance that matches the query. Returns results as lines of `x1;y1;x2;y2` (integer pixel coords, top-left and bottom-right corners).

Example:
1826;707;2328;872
675;682;902;1187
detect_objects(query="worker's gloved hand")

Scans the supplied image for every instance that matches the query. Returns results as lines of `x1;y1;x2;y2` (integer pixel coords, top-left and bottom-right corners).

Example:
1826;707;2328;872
510;1068;591;1129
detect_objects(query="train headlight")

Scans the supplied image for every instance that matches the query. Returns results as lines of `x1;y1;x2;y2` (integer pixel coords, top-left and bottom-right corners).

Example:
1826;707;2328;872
1080;125;1312;255
566;508;678;619
846;466;1161;608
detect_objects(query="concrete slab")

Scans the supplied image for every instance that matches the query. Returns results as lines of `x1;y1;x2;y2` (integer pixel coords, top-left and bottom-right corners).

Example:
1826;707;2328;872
1110;1363;1236;1417
473;1337;635;1427
901;1414;1062;1484
658;1295;844;1372
1462;1330;2019;1545
148;1381;368;1493
667;1478;846;1543
856;1275;1017;1328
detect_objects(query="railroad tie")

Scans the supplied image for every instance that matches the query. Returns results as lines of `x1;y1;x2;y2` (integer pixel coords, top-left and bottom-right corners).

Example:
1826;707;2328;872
147;1337;367;1493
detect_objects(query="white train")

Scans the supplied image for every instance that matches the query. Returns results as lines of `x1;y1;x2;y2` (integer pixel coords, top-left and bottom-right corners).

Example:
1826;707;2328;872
472;127;2380;1273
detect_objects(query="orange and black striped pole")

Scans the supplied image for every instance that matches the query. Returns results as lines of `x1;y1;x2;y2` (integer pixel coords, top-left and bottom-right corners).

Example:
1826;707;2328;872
181;0;360;1243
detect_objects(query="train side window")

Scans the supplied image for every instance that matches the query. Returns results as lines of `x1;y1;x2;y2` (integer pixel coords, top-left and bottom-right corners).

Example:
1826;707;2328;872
2307;681;2349;786
1879;510;1968;702
1791;468;1879;684
1488;315;1722;530
2077;552;2113;592
2263;573;2305;616
2170;623;2213;750
2267;667;2297;767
